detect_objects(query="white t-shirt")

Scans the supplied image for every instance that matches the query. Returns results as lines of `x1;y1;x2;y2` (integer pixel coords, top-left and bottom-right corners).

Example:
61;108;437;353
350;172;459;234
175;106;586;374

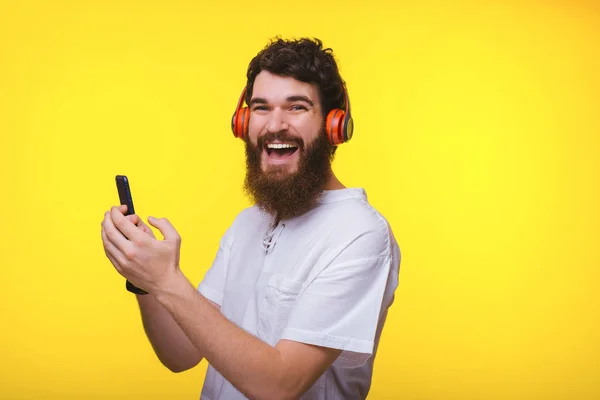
197;187;401;399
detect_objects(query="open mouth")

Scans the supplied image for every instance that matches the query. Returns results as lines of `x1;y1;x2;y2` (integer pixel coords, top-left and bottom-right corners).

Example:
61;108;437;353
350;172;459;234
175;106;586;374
265;142;299;162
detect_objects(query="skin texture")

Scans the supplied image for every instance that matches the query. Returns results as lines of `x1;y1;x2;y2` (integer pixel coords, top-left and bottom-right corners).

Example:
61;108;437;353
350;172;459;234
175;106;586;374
101;72;349;399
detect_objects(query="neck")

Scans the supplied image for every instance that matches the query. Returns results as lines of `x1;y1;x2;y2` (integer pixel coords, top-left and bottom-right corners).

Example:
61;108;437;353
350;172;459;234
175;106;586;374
324;168;345;190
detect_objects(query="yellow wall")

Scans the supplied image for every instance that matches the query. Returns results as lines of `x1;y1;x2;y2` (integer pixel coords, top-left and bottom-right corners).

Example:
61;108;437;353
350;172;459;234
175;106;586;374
1;0;598;398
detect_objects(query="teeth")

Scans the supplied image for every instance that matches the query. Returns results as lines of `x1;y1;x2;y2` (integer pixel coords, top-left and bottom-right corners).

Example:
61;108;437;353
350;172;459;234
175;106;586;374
266;143;297;149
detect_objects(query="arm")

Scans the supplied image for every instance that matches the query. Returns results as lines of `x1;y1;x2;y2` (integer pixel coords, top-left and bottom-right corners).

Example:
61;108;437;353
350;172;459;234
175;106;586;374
102;207;343;399
155;270;342;400
136;292;220;373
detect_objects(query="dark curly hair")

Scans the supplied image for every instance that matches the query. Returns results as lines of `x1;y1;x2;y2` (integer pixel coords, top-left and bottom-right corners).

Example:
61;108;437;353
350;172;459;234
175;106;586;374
245;37;347;122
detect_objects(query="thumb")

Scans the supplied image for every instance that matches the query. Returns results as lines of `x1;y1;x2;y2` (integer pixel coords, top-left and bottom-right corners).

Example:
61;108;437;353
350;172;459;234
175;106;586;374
148;216;180;242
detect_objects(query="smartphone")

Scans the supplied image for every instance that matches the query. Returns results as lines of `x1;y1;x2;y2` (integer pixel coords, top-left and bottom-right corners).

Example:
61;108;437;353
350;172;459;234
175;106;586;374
115;175;148;295
116;175;135;216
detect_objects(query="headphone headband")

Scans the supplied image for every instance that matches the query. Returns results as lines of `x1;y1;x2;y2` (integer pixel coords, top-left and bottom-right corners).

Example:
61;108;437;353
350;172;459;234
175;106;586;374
341;85;353;142
237;86;247;111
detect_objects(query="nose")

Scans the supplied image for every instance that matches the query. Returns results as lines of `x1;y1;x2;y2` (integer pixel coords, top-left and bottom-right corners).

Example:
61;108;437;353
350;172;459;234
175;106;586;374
265;108;289;133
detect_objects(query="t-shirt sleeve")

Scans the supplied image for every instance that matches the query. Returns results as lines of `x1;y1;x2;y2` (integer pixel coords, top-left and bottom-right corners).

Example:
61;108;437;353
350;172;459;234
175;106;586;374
279;225;397;368
197;225;234;306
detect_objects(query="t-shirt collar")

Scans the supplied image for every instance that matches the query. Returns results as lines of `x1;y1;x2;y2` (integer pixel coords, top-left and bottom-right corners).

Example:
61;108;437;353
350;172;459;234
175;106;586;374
317;187;367;203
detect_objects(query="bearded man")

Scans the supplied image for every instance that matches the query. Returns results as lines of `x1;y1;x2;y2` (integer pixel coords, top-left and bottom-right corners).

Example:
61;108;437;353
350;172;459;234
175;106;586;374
101;37;401;400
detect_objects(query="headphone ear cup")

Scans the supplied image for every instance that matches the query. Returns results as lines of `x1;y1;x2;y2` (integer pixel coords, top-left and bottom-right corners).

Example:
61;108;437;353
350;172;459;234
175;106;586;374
342;113;353;143
232;107;250;140
326;109;345;146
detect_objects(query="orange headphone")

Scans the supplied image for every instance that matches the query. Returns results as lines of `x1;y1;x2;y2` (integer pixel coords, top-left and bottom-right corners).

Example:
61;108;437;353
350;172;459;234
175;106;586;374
231;85;354;146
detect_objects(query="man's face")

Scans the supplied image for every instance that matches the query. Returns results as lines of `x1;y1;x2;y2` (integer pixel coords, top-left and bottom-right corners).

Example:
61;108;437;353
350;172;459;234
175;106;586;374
243;70;335;221
247;70;324;175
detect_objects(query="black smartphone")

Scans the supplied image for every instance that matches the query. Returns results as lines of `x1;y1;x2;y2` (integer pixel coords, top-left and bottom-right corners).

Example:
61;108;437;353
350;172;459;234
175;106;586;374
115;175;148;295
116;175;135;216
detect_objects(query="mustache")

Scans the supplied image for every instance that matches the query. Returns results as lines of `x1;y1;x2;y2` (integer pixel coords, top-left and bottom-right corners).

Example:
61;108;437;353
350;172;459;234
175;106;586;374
257;131;304;151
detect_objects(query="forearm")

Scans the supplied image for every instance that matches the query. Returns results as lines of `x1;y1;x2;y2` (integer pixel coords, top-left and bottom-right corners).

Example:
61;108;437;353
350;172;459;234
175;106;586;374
137;292;202;372
155;271;294;400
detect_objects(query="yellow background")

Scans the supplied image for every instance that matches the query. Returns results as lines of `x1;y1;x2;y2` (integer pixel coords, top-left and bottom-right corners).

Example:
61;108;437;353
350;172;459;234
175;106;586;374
1;0;598;399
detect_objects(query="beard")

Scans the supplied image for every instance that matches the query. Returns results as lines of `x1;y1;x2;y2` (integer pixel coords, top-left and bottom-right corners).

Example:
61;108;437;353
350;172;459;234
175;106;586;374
243;129;335;222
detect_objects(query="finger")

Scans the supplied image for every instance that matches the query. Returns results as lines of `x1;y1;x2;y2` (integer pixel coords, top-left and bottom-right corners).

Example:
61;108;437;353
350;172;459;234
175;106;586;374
102;225;127;270
123;214;156;239
130;216;156;237
111;207;153;245
105;246;123;273
147;216;181;243
103;210;134;255
138;221;156;238
125;214;142;225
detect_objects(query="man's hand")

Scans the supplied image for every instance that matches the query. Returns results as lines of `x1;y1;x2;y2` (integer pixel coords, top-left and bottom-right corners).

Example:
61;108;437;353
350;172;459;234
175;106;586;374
101;205;182;294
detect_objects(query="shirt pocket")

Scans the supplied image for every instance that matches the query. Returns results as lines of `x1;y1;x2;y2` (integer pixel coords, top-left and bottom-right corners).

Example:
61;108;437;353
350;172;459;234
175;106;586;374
257;274;304;346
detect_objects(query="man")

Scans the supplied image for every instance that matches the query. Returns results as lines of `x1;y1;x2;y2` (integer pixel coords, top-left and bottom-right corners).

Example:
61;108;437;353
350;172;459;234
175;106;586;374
101;37;401;399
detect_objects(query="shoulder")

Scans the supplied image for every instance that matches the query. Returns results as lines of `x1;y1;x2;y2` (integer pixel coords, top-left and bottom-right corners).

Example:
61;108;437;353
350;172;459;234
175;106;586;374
218;205;268;246
309;189;399;261
231;205;265;226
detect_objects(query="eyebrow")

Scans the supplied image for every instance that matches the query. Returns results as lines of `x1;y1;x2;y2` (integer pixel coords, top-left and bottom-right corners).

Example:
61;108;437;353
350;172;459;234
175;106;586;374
249;95;314;107
287;95;314;106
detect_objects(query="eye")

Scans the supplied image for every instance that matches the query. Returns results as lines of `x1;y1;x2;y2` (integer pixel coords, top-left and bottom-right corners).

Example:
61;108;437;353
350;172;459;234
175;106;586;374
252;105;269;111
290;104;307;111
